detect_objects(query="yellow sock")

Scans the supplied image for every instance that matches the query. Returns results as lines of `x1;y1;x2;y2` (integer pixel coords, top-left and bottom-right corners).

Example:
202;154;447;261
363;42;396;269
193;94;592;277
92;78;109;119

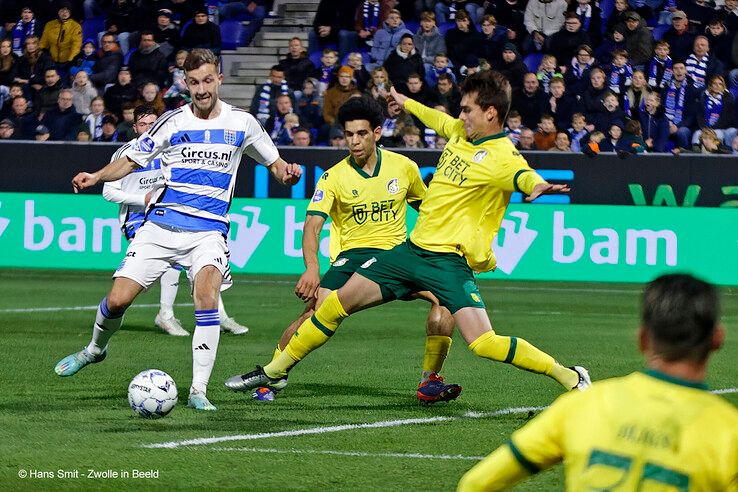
421;335;452;380
270;345;281;363
263;290;348;378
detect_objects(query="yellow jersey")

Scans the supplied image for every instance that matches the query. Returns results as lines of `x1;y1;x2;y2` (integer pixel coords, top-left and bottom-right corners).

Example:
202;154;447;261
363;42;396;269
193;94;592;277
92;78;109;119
403;98;545;273
463;371;738;491
306;148;426;261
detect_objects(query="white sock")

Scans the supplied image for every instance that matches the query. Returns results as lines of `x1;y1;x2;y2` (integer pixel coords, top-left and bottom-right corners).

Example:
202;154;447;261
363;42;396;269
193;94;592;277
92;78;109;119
217;296;228;320
158;267;180;319
191;309;220;394
86;297;124;356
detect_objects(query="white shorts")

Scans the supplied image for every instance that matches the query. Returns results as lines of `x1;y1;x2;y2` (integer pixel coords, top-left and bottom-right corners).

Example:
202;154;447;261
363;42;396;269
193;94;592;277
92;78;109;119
114;222;233;291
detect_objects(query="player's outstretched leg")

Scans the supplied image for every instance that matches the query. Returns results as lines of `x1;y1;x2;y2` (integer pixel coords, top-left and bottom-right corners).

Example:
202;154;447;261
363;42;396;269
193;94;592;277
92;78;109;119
417;303;463;403
218;296;249;335
155;267;189;337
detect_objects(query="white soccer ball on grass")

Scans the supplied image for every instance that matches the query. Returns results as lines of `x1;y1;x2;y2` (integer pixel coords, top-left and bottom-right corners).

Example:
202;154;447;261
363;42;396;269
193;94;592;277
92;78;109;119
128;369;178;418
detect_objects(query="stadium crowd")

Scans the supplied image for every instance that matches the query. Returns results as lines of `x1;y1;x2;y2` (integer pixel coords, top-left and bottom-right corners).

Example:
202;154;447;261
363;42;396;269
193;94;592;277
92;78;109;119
1;0;738;154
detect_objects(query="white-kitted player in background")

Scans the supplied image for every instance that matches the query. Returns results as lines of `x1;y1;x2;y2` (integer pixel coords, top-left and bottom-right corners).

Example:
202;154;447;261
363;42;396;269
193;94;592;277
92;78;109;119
55;49;302;411
102;104;249;337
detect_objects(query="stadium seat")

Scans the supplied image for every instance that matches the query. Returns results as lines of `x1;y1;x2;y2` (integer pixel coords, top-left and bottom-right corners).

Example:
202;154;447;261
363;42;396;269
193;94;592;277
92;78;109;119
405;20;420;33
82;16;105;42
309;50;323;67
600;0;614;24
652;25;670;40
220;20;246;50
438;22;454;35
523;53;544;73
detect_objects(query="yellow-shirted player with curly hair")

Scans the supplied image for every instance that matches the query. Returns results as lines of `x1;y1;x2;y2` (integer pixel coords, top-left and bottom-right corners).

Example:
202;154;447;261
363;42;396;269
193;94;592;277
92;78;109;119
226;70;590;395
458;273;738;492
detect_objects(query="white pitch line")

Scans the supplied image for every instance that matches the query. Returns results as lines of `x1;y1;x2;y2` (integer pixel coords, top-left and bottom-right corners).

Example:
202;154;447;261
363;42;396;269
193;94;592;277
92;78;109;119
713;387;738;395
0;302;193;314
211;447;486;461
144;406;545;449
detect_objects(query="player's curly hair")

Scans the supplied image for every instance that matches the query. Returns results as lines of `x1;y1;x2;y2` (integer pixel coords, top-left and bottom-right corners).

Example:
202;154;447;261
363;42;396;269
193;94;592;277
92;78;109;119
461;70;511;124
184;48;220;72
337;96;384;130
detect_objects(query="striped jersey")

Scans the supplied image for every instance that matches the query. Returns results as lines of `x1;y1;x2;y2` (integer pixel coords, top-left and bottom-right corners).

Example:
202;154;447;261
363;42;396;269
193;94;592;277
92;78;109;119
103;140;165;239
122;102;280;235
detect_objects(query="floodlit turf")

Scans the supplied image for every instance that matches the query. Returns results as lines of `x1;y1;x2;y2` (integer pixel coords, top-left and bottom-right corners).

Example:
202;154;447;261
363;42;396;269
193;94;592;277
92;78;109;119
1;269;736;491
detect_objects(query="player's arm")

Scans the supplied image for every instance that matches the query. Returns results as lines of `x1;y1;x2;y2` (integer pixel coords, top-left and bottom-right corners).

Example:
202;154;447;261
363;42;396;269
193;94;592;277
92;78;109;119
267;157;303;186
388;86;464;140
405;159;427;212
457;445;533;492
493;158;570;201
102;181;147;206
72;156;139;193
295;213;326;301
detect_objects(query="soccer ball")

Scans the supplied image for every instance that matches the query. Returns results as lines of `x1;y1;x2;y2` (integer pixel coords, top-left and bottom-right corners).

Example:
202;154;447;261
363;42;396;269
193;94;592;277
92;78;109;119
127;369;178;418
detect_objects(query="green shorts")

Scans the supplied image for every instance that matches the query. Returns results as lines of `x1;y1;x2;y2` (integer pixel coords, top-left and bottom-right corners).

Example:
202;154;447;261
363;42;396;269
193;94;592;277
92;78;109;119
356;240;486;314
320;248;386;291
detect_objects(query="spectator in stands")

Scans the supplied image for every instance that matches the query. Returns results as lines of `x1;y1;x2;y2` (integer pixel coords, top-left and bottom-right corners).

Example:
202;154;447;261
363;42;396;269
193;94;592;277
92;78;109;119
346;52;370;91
398;124;423;148
512;72;545;129
536;54;561;94
620;119;647;153
314;49;338;96
547;13;591;66
581;67;608;129
486;0;526;50
517;127;536;149
135;82;165;116
661;60;699;149
505;110;523;145
567;0;601;47
599;122;623;151
35;124;50;141
624;70;649;119
104;66;137;119
250;65;292;125
639;92;669;152
596;25;626;67
686;36;724;91
265;93;298;137
291;127;312;146
686;127;733;154
10;6;42;57
662;11;695;62
542;77;577;131
434;0;462;24
591;91;627;133
96;114;119;142
608;49;633;95
497;43;527;90
163;49;189;110
425;53;456;89
476;14;506;66
716;0;738;33
41;88;82;141
128;31;169;88
705;20;731;69
310;0;363;60
71;70;97;115
0;119;15;140
383;34;425;87
551;131;571;151
279;37;315;93
403;72;435;106
329;126;347;148
153;9;181;59
0;39;18;88
15;35;52;93
432;72;461;116
219;0;267;47
323;66;360;128
89;33;122;91
76;128;91;141
682;0;714;27
622;12;653;70
69;39;98;80
534;113;557;149
365;66;392;111
568;112;589;151
39;3;82;73
647;40;673;90
84;96;106;140
272;113;301;145
444;10;479;76
295;77;323;129
524;0;567;53
564;44;595;95
414;11;446;73
35;68;63;114
115;101;136;141
370;9;413;67
9;95;38;139
182;8;222;56
105;0;136;54
694;74;736;146
353;0;391;49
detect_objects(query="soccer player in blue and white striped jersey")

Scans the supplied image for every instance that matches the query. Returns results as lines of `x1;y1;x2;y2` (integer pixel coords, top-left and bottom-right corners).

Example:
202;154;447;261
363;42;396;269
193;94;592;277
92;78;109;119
55;49;302;411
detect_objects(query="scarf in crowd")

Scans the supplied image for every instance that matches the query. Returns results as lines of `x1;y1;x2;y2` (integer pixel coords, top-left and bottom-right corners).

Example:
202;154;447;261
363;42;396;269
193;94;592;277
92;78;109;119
11;18;36;56
448;2;457;20
506;127;521;145
608;64;633;94
704;92;722;127
568;128;589;152
270;114;286;139
570;57;593;79
318;65;335;95
256;79;289;124
686;53;708;89
363;1;381;32
538;70;556;93
648;55;672;88
664;0;677;10
381;117;397;137
623;90;646;117
576;5;592;31
424;127;437;148
664;80;686;125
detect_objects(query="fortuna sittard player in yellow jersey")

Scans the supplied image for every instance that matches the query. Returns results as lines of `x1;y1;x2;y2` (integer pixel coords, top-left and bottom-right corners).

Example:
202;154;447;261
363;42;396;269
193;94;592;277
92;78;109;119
231;96;462;403
225;70;590;395
458;273;738;492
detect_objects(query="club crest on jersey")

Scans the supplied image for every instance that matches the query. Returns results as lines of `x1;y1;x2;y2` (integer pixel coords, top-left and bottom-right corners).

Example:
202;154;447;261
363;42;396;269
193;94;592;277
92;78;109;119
224;129;237;145
387;178;399;194
312;189;324;202
352;189;359;197
332;258;348;267
473;150;488;162
135;136;155;153
204;129;211;143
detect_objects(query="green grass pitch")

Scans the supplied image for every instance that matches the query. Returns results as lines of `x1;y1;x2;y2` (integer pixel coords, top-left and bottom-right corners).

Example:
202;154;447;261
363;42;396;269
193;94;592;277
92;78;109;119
1;269;736;491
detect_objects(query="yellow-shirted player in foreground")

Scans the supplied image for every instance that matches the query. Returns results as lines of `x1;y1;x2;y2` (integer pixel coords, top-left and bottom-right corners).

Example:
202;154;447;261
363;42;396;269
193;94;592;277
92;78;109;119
226;70;590;394
233;96;461;403
458;273;738;492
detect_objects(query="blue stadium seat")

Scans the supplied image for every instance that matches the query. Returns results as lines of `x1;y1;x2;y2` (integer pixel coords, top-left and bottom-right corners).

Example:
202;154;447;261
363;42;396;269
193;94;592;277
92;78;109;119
404;20;419;34
438;22;454;35
309;50;323;67
523;53;544;73
600;0;615;24
82;16;105;42
652;24;670;40
220;20;245;50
